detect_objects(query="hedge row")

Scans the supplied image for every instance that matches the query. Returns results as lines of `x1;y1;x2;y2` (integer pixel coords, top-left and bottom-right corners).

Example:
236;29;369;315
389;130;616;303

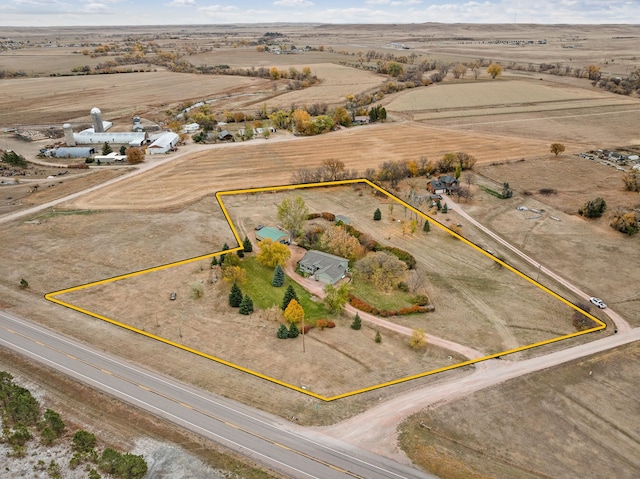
307;212;336;221
342;224;416;269
348;295;430;317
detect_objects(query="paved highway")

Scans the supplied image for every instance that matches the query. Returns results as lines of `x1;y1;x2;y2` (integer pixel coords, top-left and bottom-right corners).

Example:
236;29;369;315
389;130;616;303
0;310;435;479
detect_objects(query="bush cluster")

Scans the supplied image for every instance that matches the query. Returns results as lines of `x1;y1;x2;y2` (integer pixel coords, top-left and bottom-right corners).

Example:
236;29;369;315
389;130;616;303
348;295;429;317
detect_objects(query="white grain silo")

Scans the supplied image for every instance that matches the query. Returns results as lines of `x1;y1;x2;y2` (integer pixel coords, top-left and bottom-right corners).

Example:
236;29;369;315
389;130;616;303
63;123;76;146
91;107;104;133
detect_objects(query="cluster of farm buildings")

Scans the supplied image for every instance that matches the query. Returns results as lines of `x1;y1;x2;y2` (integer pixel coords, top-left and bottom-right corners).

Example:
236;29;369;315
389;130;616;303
44;107;180;162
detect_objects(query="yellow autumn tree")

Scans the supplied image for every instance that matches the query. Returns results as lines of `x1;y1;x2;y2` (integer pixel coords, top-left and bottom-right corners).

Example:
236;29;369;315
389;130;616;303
486;63;503;79
284;299;304;324
256;238;291;268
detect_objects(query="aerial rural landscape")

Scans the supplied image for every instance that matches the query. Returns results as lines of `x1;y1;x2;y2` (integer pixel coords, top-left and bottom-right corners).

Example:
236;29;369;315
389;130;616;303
0;14;639;479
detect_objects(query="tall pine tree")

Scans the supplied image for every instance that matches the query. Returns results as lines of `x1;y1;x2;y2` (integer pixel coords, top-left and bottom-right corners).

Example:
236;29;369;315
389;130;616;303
281;284;298;310
373;208;382;221
220;242;229;264
243;236;253;253
239;295;254;315
272;264;285;287
229;283;242;307
423;220;430;233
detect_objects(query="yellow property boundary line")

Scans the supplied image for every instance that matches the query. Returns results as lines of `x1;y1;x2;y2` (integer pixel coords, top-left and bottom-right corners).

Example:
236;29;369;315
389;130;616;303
46;179;606;402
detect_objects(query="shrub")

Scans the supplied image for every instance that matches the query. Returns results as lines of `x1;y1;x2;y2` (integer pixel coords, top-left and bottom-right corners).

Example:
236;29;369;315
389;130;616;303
412;294;430;306
317;319;328;330
373;245;417;269
351;313;362;330
301;325;313;334
277;324;290;339
374;331;382;343
72;430;97;454
397;281;409;292
578;197;607;218
326;321;336;328
288;322;299;338
610;211;638;235
321;212;335;221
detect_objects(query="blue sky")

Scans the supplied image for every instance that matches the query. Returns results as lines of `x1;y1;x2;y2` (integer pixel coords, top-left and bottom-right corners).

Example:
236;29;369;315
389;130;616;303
1;1;639;26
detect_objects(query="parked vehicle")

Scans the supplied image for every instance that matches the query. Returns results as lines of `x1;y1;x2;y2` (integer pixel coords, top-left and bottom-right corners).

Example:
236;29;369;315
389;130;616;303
589;297;606;309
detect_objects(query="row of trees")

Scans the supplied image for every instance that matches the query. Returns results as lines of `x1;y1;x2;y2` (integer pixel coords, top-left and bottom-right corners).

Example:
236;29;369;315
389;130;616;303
0;371;146;478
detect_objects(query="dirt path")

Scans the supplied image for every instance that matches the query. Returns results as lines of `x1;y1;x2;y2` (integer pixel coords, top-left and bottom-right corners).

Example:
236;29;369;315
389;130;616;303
316;328;640;463
283;245;487;362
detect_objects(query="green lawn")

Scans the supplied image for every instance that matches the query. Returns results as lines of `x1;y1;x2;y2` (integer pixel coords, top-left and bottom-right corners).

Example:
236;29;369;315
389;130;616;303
239;257;331;322
350;279;416;311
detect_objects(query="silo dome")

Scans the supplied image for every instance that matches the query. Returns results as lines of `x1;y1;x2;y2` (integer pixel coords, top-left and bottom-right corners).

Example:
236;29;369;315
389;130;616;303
90;107;104;133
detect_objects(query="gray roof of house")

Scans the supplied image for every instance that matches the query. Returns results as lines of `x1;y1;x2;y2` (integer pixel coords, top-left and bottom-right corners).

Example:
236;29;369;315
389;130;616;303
298;250;348;283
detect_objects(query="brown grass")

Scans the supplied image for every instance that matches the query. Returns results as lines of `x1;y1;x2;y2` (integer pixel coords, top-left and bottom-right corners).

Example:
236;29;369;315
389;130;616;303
399;342;640;479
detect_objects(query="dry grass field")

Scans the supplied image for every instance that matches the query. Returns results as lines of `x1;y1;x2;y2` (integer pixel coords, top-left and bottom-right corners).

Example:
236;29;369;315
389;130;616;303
52;185;597;399
1;22;639;479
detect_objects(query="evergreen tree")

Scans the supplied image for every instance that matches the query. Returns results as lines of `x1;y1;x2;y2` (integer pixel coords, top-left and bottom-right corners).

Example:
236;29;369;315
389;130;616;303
277;324;290;339
442;203;448;213
119;145;126;155
243;236;253;253
237;249;244;258
229;283;243;307
288;322;299;338
220;242;229;264
423;220;430;233
281;284;299;310
351;312;362;330
272;264;285;287
239;295;254;315
101;142;112;156
373;208;382;221
374;330;382;343
210;256;218;267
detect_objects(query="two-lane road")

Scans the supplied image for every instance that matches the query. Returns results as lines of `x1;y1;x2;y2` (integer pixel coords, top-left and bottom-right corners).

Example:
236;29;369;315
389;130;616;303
0;310;435;479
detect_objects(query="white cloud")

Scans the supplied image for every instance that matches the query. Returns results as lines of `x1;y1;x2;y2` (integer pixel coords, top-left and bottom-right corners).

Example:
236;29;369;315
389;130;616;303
273;0;314;6
166;0;196;6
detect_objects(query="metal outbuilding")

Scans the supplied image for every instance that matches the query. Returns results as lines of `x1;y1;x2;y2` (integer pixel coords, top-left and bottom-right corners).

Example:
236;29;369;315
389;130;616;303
54;147;95;158
73;131;147;146
147;132;179;154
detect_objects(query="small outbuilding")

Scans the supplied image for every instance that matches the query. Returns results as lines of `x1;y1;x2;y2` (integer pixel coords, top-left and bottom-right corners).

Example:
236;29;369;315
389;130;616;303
147;132;179;154
255;226;290;244
53;147;95;158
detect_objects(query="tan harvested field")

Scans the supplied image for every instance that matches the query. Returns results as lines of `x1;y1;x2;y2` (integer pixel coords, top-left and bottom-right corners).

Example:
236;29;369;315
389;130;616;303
0;71;269;126
1;22;639;479
68;122;555;211
388;77;638;116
